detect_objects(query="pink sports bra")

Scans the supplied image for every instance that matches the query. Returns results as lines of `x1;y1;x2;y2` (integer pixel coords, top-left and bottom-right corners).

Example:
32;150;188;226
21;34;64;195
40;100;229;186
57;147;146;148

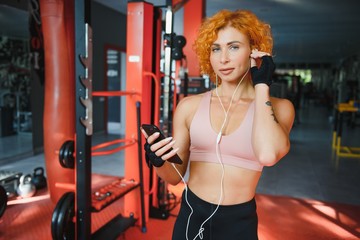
189;91;263;171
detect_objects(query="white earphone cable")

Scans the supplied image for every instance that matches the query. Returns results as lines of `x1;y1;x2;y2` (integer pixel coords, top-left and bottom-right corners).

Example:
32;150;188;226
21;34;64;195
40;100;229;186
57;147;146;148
215;67;249;141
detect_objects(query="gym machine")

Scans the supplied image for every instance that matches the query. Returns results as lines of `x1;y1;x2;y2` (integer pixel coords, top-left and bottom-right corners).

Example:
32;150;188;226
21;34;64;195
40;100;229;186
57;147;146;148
111;0;206;232
124;0;166;222
137;0;194;221
39;0;149;239
332;101;360;169
41;0;193;238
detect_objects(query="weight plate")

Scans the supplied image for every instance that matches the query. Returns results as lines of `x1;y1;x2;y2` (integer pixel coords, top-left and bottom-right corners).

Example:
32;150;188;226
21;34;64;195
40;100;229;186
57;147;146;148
56;192;75;240
51;192;68;239
59;141;75;169
51;192;75;240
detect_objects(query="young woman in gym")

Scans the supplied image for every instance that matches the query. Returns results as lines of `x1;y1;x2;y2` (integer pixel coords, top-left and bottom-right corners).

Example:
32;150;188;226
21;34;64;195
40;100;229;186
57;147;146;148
141;9;295;240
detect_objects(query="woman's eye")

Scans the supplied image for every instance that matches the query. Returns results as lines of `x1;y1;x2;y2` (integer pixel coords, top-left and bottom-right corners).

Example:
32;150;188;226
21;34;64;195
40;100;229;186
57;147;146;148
211;47;220;52
229;45;239;51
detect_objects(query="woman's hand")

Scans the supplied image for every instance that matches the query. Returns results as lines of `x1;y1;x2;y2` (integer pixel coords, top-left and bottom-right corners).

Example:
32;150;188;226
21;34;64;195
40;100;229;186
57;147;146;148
250;49;275;86
140;129;177;167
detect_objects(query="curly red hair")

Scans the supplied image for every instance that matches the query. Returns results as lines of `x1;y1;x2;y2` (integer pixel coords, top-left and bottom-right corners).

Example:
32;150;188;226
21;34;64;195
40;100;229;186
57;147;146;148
194;9;273;83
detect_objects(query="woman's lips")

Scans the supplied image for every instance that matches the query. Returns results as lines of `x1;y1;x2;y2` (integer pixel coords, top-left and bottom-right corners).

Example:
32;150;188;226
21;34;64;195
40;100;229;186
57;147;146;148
219;68;234;75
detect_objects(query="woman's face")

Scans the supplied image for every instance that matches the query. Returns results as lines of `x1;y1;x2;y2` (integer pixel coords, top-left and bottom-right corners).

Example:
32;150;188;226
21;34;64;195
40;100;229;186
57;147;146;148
210;26;251;84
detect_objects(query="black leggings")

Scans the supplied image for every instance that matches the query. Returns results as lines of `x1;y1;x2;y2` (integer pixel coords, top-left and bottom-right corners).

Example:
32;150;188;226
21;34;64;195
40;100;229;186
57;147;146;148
172;188;258;240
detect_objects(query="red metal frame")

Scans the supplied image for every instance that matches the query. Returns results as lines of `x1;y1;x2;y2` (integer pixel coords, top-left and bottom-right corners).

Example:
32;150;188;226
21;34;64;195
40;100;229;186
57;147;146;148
183;0;205;77
124;1;155;223
92;138;136;156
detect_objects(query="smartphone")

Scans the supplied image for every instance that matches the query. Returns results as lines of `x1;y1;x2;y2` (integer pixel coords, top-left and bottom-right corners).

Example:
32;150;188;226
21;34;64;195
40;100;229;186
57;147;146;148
141;124;183;164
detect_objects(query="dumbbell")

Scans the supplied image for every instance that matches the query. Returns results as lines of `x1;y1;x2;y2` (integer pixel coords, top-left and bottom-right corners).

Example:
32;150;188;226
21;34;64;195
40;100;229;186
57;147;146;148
17;174;36;198
31;167;47;189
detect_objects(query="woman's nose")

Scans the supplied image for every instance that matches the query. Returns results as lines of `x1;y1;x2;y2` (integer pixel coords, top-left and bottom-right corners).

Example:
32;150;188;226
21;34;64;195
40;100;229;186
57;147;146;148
220;50;229;64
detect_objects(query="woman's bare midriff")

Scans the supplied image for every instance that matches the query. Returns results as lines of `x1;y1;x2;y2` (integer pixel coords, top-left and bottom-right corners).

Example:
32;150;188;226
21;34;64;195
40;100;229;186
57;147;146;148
187;161;262;205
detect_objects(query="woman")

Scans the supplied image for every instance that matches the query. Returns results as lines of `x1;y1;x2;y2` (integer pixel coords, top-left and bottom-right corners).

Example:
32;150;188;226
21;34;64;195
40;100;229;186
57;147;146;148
141;9;295;240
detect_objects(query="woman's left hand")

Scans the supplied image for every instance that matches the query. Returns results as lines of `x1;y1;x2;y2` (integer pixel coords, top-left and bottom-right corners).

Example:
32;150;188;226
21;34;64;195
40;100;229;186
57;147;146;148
250;49;275;86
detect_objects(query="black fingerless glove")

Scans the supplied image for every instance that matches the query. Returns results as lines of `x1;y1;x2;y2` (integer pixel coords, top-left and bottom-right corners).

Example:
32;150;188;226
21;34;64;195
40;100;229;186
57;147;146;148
144;142;165;167
250;56;275;86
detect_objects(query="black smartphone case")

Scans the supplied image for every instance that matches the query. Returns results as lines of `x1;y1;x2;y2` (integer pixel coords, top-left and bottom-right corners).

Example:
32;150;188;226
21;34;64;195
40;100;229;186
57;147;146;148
141;124;183;164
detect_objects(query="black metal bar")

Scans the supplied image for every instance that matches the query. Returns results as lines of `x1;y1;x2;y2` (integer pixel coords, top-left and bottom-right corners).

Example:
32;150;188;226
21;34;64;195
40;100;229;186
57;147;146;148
155;3;174;218
136;101;147;233
75;0;92;239
183;71;189;97
338;111;343;138
161;5;174;136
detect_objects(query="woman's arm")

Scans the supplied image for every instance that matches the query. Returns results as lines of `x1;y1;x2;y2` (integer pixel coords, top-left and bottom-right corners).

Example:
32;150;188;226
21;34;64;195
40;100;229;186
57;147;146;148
252;86;295;166
250;50;295;166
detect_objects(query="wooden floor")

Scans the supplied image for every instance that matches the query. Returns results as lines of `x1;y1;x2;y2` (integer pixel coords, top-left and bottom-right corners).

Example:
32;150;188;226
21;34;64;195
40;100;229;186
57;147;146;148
1;183;360;240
